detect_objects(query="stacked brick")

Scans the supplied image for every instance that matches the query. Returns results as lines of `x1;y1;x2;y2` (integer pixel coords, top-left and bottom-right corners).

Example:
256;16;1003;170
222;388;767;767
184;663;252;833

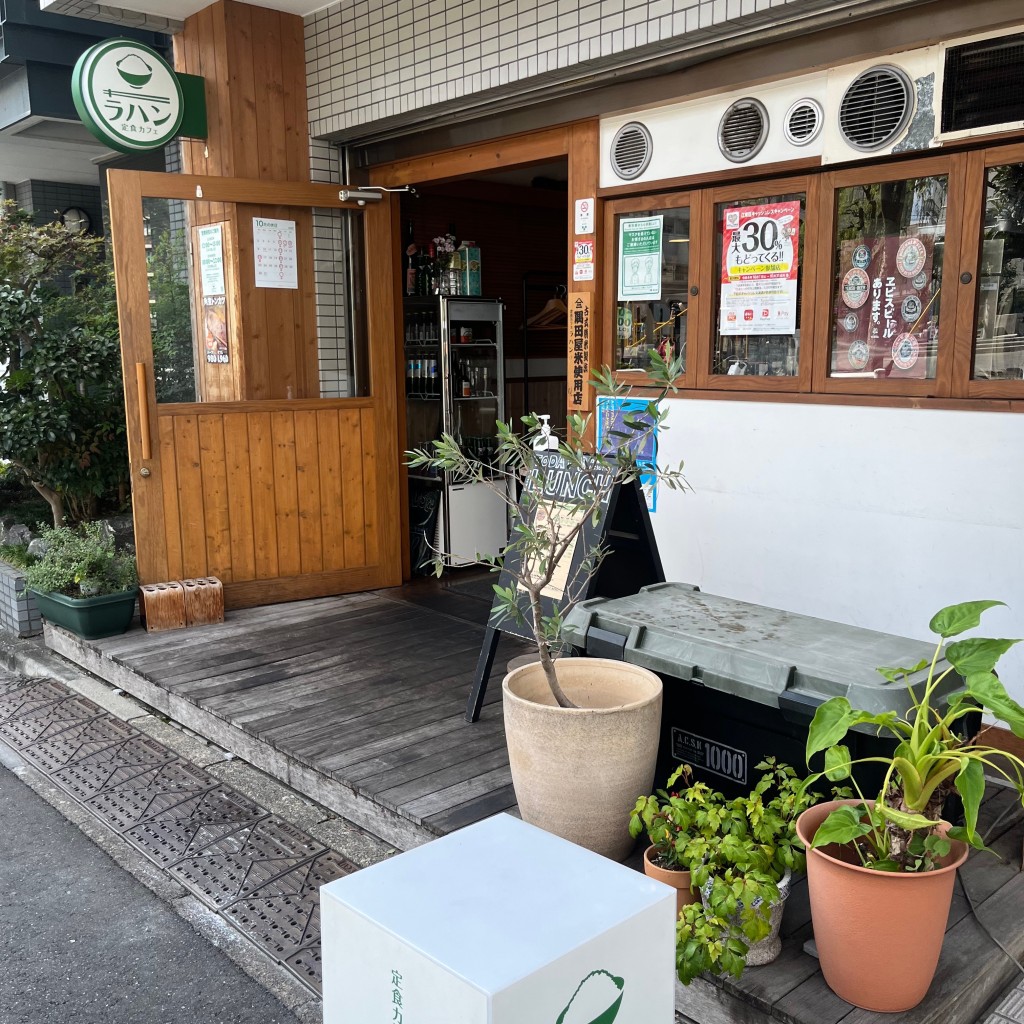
0;562;42;638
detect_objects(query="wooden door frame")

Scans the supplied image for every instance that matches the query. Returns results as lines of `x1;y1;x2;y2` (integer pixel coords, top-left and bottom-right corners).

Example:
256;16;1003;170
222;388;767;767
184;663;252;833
108;168;403;599
369;120;601;579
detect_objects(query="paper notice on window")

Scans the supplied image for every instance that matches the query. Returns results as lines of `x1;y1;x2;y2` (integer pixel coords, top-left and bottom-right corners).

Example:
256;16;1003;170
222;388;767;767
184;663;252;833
719;201;800;335
618;215;663;301
197;224;226;297
253;216;298;289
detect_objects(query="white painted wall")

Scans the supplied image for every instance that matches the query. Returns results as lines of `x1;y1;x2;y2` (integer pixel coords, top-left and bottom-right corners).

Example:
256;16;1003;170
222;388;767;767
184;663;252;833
652;399;1024;702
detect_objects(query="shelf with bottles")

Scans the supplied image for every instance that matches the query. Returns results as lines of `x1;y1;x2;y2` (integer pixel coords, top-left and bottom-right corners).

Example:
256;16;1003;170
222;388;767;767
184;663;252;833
404;308;442;345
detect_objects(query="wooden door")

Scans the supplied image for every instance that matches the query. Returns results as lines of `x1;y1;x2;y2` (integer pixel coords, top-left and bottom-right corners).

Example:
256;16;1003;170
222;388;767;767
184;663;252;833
109;170;402;608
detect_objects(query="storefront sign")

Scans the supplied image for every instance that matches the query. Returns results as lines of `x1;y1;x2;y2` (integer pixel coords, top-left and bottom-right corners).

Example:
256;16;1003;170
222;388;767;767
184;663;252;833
253;217;298;289
72;40;184;153
617;216;663;301
719;201;800;336
573;238;595;281
569;292;591;409
596;396;659;513
574;198;595;235
197;224;230;364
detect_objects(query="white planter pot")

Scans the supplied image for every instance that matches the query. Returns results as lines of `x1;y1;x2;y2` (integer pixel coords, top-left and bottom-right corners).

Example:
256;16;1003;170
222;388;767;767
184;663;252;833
502;657;663;861
700;867;792;967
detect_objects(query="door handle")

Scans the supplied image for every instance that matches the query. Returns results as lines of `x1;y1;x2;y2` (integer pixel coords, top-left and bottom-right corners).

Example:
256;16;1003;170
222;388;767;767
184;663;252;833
135;362;152;462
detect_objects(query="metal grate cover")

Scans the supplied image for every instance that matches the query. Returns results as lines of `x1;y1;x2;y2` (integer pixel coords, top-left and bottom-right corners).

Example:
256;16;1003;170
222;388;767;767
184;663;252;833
0;675;346;995
839;65;913;151
719;98;769;163
942;32;1024;133
610;121;652;180
785;99;823;146
169;815;326;909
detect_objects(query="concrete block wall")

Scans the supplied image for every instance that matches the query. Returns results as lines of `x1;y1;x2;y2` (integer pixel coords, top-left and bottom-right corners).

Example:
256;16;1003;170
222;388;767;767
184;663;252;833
0;562;42;639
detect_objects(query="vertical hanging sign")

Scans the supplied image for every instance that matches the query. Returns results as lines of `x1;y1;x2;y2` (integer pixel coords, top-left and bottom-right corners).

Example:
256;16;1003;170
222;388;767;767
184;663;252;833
197;223;229;365
569;293;591;409
719;201;800;335
618;215;663;301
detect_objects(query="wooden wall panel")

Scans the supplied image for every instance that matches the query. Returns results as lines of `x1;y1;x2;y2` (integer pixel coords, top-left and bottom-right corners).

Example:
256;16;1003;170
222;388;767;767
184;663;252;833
153;403;384;602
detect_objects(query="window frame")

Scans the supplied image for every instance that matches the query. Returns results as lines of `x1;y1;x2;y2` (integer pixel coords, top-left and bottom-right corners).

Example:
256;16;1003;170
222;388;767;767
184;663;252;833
695;174;819;394
810;153;968;399
954;142;1024;400
602;189;700;388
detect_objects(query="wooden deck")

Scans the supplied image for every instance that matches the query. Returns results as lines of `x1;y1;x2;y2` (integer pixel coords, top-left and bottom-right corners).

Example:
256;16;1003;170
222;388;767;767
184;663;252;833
41;579;1024;1024
46;578;530;850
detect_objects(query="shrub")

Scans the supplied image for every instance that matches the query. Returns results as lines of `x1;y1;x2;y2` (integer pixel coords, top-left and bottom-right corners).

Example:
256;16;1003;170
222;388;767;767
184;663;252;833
24;522;137;598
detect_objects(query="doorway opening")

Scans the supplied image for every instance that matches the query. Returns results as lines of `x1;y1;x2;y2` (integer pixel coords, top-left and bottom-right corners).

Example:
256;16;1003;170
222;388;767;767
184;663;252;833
399;157;569;579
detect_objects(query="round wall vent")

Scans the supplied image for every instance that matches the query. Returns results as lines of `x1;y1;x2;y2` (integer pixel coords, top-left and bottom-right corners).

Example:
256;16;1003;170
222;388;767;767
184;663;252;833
610;122;653;180
838;65;914;151
718;98;769;163
784;99;823;146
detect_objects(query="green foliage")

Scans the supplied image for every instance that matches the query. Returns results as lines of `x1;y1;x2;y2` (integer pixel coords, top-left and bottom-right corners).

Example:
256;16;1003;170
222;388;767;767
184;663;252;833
407;349;689;708
804;600;1024;871
630;759;820;985
24;521;137;598
0;201;129;525
148;230;197;403
0;542;35;570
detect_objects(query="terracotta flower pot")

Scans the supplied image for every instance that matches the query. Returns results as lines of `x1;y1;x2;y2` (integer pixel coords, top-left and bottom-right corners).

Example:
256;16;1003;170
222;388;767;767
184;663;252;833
642;846;698;915
796;799;968;1012
503;658;662;861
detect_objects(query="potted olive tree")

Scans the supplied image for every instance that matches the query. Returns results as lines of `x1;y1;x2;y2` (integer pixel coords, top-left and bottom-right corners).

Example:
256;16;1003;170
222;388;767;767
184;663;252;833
25;521;138;639
407;352;688;859
798;599;1024;1012
631;759;816;981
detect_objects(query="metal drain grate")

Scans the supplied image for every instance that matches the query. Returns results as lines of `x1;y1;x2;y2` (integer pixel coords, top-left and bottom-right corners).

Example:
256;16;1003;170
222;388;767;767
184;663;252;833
226;852;356;991
21;714;139;773
0;675;350;995
169;816;326;909
53;734;179;801
85;760;218;831
125;786;265;866
0;695;103;749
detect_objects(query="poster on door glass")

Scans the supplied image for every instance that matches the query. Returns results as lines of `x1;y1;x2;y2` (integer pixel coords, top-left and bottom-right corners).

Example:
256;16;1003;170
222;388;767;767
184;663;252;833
832;235;934;379
618;215;663;301
719;201;800;336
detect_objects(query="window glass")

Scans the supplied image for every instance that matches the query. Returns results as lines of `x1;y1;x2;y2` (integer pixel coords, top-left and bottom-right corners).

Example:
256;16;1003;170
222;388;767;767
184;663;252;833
614;207;690;371
828;175;947;380
973;163;1024;381
713;192;805;377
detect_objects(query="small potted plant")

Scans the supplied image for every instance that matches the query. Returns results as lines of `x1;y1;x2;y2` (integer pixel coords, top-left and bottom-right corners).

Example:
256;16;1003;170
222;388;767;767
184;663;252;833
25;521;138;639
798;599;1024;1013
633;758;816;983
407;352;688;859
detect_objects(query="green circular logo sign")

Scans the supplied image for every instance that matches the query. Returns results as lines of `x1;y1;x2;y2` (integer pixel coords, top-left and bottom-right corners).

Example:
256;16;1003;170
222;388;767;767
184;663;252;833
72;39;183;154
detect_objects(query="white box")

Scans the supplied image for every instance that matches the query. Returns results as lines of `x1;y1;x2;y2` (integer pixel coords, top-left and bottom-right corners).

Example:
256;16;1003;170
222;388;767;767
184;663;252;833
321;814;675;1024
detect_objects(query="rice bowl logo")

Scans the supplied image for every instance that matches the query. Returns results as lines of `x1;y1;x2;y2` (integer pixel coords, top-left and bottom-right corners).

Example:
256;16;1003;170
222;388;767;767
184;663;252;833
72;40;183;153
555;969;624;1024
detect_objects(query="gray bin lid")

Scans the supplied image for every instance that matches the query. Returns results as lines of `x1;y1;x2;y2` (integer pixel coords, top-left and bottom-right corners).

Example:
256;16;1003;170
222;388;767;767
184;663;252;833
561;583;964;718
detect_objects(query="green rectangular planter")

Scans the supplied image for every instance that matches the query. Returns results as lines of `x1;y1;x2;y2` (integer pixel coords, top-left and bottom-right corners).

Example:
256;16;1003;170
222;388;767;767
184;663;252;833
29;588;138;640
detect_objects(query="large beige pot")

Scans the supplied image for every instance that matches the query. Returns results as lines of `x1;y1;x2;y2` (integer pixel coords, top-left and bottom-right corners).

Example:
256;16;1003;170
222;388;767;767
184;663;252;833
502;658;663;861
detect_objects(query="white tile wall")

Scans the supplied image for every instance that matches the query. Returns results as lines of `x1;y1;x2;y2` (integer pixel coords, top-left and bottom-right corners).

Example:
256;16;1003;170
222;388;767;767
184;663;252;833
310;138;352;399
304;0;855;138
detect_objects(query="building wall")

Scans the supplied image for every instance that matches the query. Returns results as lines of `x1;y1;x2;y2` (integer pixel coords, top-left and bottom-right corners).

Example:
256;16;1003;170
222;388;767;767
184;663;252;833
653;400;1024;702
303;0;897;139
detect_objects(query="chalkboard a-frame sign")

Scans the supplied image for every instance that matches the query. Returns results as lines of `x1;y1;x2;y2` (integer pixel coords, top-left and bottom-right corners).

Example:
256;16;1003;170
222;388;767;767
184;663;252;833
465;449;664;722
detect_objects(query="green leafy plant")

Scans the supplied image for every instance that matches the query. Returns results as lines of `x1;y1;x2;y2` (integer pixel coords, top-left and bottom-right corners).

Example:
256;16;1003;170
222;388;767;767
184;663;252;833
804;600;1024;871
0;201;129;526
0;542;36;571
407;351;688;708
24;522;137;599
630;759;819;984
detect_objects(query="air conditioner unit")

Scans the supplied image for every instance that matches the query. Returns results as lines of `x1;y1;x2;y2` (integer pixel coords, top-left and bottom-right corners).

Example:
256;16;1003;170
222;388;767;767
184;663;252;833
600;72;827;189
821;46;940;165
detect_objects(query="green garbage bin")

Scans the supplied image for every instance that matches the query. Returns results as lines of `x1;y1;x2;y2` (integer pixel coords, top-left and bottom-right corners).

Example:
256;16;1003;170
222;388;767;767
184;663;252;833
561;583;971;796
